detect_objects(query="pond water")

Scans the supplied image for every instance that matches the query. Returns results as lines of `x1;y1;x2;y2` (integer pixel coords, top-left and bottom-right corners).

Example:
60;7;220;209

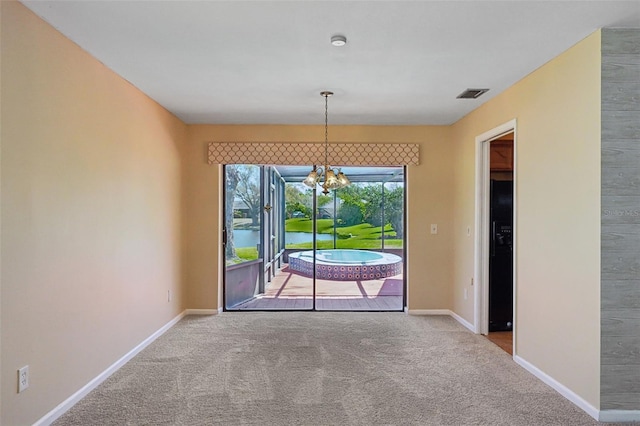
232;229;333;248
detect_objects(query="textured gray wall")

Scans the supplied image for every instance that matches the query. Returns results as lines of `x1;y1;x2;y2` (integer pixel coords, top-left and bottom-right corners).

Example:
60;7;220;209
601;28;640;411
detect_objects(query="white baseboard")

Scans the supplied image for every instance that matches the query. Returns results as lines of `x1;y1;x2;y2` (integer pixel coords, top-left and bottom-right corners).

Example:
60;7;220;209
599;410;640;422
407;309;476;333
513;355;600;421
407;309;450;316
184;308;220;315
448;310;476;333
514;356;640;422
34;311;186;426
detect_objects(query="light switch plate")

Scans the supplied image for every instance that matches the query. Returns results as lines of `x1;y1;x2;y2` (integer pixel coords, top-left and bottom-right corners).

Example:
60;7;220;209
430;224;438;234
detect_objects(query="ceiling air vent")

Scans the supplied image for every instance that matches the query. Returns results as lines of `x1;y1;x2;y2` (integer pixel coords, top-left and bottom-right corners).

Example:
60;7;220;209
456;88;489;99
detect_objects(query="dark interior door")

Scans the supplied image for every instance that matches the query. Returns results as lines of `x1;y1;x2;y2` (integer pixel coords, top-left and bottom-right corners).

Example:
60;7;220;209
489;180;513;331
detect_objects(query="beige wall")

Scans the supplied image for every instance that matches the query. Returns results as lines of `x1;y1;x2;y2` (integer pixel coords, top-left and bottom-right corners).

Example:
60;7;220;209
1;2;187;424
450;31;602;407
185;125;454;311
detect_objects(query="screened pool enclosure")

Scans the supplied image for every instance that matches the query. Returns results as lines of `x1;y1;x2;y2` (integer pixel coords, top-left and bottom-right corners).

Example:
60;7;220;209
224;165;405;311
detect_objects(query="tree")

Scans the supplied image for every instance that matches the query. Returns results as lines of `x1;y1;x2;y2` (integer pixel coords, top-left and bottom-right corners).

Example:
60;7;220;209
360;185;384;226
225;166;240;260
336;185;367;226
235;166;261;226
384;185;404;239
336;202;363;226
285;184;312;218
336;183;404;238
316;194;333;218
284;184;332;219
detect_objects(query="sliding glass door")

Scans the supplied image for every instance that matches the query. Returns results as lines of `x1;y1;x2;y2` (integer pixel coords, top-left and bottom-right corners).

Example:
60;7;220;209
224;165;405;312
223;165;295;309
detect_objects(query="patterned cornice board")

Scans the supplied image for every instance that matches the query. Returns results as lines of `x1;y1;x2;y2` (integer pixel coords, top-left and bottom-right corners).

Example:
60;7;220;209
208;142;420;166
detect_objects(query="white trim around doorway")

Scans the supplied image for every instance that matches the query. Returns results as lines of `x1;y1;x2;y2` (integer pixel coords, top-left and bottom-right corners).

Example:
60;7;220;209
473;119;517;354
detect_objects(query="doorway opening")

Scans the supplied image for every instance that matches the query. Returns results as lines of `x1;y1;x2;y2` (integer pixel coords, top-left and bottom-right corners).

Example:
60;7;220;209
474;120;516;356
223;165;406;312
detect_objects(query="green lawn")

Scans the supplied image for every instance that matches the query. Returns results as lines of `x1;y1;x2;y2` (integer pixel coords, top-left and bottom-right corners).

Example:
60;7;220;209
236;247;258;261
286;218;395;237
285;218;334;233
230;218;402;263
284;218;401;249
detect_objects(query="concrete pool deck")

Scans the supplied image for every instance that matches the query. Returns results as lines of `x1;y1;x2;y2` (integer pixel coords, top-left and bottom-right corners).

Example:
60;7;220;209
231;265;404;311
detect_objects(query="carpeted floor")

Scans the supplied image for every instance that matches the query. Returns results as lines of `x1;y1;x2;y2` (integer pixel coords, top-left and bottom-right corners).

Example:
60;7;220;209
54;313;603;425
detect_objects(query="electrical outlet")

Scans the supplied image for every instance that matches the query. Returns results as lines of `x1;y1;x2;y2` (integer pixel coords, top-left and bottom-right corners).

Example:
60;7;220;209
18;366;29;393
430;224;438;234
167;290;172;302
464;288;468;300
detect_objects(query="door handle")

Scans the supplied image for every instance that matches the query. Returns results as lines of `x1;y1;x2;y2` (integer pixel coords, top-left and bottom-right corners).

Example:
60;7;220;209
491;221;496;257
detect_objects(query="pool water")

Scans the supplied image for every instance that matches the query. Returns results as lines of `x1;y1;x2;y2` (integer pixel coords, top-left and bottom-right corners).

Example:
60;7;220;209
314;249;383;264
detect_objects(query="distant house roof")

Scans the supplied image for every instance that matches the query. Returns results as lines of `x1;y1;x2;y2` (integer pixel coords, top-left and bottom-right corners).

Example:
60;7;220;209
233;200;250;210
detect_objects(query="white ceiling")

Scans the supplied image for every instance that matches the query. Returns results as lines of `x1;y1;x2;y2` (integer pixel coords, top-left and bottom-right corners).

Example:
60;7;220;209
22;1;640;125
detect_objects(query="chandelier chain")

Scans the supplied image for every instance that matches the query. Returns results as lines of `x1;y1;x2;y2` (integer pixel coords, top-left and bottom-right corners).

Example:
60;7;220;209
324;92;329;166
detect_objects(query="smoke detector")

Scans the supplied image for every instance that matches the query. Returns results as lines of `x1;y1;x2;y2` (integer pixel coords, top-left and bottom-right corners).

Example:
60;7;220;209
331;35;347;46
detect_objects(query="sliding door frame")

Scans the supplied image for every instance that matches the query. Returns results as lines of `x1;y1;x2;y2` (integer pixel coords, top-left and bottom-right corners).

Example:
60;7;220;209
223;164;406;312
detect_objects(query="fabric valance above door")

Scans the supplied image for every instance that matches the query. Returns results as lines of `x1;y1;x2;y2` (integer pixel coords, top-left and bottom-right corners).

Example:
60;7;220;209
207;142;420;166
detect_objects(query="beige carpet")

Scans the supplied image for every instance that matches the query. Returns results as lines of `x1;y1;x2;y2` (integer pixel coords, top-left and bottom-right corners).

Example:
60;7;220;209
54;313;603;425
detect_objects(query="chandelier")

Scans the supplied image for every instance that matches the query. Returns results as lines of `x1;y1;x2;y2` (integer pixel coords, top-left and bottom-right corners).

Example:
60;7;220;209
303;91;350;194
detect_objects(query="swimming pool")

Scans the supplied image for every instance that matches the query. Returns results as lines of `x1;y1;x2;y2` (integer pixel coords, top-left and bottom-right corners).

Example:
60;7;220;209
288;249;403;281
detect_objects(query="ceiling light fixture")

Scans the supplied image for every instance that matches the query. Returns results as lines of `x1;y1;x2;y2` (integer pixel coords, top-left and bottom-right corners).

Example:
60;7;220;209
303;91;350;194
331;35;347;46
